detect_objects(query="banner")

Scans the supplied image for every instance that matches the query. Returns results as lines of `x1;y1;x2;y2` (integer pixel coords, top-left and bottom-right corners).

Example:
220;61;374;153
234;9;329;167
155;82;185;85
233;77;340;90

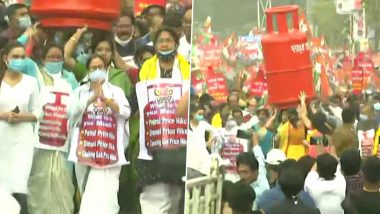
336;0;358;14
206;70;228;102
76;106;118;167
221;142;244;172
38;91;69;149
134;0;166;16
352;53;374;94
136;79;190;159
358;129;375;158
197;44;222;70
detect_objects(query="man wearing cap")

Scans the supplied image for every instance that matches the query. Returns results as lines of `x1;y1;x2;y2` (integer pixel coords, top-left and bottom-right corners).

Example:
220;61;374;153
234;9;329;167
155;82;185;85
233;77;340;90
257;152;315;213
265;149;286;188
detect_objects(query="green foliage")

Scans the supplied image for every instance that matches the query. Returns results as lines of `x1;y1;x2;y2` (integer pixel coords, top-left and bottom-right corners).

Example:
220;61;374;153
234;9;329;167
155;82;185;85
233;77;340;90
310;0;348;47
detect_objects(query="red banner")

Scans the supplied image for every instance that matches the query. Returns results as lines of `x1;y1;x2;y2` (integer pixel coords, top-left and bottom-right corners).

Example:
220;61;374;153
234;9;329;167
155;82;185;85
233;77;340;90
206;71;228;102
248;67;267;97
38;91;69;147
77;105;118;168
134;0;166;16
352;52;374;95
198;44;222;70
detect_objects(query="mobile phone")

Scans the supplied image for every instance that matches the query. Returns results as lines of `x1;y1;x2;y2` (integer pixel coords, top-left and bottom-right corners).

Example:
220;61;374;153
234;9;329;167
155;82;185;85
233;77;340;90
236;129;253;140
310;136;329;147
12;106;20;114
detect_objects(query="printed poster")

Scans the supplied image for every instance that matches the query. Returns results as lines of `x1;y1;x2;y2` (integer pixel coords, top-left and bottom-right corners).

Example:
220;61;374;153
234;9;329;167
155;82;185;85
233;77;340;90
136;79;190;159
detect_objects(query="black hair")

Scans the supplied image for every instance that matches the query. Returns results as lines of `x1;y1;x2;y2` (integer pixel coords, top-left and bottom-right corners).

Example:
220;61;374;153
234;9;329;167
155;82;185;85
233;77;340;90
190;104;205;115
310;112;334;135
117;12;135;25
231;107;243;116
134;20;149;37
41;43;63;60
257;108;270;117
287;108;298;118
362;156;380;184
228;183;256;213
316;153;338;180
153;27;180;47
237;152;259;172
5;3;27;19
142;4;166;17
0;42;24;87
277;109;287;124
227;94;239;104
342;107;355;124
163;12;183;29
277;159;297;178
199;93;214;107
340;149;361;176
133;45;155;66
221;180;234;203
90;36;114;54
85;55;106;70
279;167;305;198
297;155;316;180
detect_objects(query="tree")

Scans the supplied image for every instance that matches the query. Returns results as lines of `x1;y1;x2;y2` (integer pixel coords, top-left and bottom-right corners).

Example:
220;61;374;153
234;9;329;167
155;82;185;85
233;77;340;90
310;0;348;48
364;0;380;51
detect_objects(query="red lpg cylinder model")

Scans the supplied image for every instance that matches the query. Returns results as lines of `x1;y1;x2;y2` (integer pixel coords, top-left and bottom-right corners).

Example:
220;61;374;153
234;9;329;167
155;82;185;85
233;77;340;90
30;0;120;30
261;5;315;109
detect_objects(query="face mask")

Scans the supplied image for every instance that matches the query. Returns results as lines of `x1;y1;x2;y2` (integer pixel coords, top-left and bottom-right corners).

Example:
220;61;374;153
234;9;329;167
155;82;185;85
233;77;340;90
89;69;107;82
359;114;368;121
194;114;204;122
157;49;177;60
114;35;132;46
7;59;26;73
44;61;63;74
374;103;380;111
18;16;32;29
226;120;237;129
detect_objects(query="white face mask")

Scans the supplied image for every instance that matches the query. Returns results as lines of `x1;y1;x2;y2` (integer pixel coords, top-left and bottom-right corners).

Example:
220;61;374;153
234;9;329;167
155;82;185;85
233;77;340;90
226;120;237;129
114;35;132;46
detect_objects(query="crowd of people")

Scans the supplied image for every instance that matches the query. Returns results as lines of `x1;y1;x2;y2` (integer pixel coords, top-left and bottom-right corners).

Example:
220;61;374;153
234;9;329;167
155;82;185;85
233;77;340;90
0;1;191;214
188;71;380;213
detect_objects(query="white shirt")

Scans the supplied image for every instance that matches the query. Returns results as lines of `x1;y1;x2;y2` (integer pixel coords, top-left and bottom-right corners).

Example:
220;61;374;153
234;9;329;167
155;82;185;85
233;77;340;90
178;35;191;62
304;165;346;214
0;74;41;193
68;82;131;168
0;186;20;214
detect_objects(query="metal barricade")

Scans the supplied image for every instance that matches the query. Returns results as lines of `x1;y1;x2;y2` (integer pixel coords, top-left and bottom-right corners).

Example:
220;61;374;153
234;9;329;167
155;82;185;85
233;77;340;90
185;157;223;214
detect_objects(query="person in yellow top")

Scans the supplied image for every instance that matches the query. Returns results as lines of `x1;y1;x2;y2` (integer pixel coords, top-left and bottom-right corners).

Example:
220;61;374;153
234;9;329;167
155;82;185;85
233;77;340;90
137;27;190;214
277;92;312;160
373;128;380;157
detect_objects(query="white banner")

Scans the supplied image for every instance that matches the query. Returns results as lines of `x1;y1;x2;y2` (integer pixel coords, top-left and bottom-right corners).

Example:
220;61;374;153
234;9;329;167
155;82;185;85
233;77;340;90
136;79;190;160
336;0;357;14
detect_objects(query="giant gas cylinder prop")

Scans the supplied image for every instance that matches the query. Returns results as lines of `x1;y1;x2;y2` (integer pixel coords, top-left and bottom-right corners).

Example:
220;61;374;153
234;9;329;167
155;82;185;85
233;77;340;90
261;5;315;109
30;0;121;31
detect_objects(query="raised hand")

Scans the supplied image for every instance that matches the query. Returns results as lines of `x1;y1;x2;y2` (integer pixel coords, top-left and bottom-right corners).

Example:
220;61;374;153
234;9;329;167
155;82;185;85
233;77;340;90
299;91;307;103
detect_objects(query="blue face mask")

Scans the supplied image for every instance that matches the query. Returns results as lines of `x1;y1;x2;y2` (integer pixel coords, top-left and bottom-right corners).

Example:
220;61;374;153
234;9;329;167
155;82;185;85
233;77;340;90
7;59;26;73
18;16;32;29
44;61;63;74
194;114;204;122
157;49;177;61
374;103;380;111
89;69;107;82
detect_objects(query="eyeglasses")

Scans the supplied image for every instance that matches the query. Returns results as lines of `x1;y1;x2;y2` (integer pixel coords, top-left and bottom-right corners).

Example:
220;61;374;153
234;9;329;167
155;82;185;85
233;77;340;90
156;38;175;44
